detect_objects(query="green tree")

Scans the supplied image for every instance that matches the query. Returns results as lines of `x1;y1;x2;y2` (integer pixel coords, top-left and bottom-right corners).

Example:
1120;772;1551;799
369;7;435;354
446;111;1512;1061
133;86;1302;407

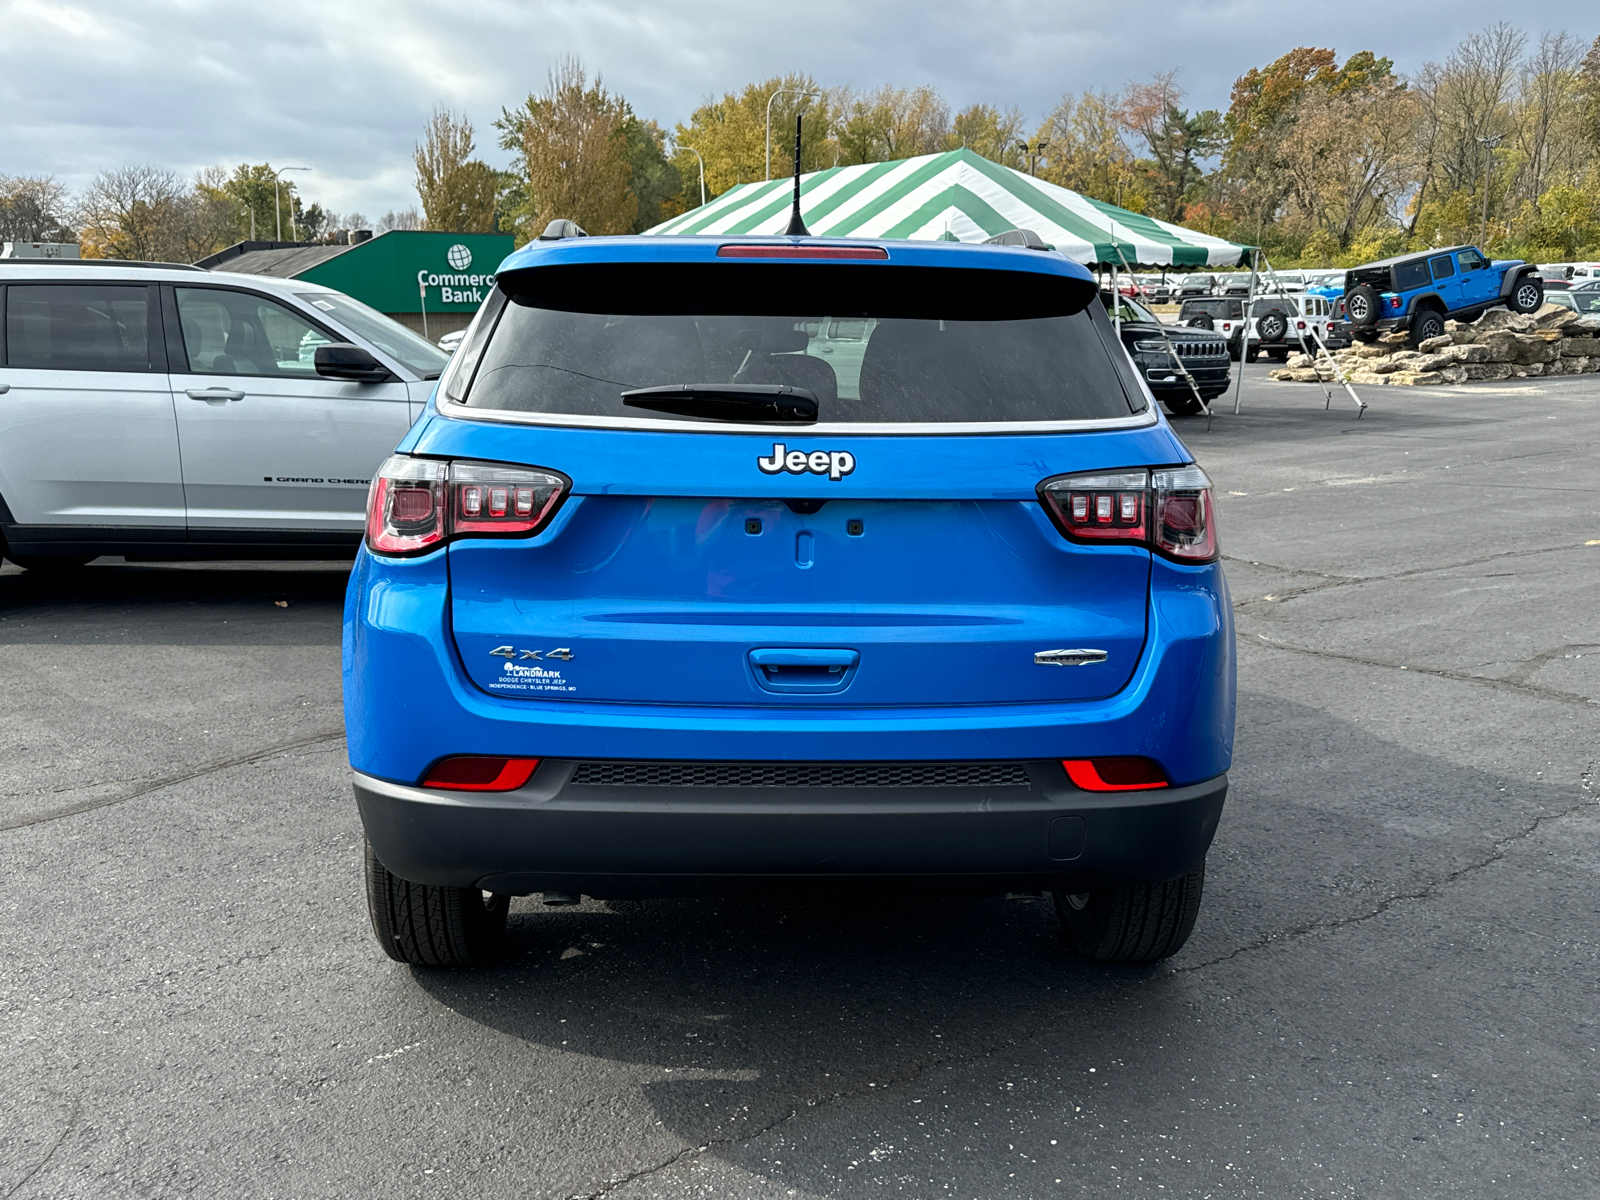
624;117;683;232
496;58;637;238
415;108;499;232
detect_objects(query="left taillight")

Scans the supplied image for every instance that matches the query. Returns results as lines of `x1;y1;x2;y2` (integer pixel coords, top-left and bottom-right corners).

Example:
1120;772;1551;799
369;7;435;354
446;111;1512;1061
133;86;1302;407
1038;465;1218;562
365;456;568;556
421;756;540;791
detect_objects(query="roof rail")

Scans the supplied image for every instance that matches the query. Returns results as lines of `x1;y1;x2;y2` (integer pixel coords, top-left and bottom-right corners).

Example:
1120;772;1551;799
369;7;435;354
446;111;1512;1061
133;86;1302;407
538;220;589;242
983;228;1052;251
0;258;206;271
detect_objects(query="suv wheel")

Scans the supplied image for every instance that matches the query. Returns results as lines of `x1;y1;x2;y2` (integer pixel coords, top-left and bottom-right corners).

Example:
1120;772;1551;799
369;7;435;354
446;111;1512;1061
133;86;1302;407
1409;308;1446;347
1256;308;1288;343
1053;861;1205;962
1186;312;1214;330
1509;275;1544;314
365;839;510;966
1163;395;1205;417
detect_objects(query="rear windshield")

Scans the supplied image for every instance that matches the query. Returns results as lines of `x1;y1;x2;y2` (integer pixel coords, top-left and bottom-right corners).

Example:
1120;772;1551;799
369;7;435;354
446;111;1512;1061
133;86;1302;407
1182;298;1239;318
456;266;1137;425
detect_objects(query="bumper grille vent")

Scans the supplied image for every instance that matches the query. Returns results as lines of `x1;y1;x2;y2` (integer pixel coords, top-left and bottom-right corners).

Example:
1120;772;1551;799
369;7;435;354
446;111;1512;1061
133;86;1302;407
570;761;1032;789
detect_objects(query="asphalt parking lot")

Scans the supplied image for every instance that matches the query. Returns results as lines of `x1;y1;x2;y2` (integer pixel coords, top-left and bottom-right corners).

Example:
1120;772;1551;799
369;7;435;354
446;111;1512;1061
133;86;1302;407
3;362;1596;1199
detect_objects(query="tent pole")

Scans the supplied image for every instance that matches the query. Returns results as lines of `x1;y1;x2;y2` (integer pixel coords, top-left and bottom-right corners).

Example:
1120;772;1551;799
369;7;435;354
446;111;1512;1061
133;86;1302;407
1112;241;1211;426
1233;249;1257;415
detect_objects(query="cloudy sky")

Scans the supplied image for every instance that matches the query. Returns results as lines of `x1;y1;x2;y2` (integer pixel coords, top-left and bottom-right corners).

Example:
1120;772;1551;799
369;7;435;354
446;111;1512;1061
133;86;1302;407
0;0;1586;219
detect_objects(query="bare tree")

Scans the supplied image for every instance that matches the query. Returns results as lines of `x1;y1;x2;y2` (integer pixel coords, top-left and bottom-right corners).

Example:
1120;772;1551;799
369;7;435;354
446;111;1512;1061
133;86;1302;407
0;175;75;242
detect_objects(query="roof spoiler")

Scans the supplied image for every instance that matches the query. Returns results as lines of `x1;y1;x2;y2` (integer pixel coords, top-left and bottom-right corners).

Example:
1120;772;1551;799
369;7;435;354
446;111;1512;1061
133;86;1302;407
983;228;1052;251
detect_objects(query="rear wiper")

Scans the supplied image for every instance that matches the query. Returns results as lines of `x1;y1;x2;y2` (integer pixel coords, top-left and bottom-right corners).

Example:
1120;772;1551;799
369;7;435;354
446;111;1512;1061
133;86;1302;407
621;384;818;424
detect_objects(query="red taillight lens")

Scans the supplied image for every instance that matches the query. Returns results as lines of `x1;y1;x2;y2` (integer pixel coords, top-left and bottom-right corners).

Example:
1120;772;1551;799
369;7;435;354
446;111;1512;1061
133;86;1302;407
1295;320;1306;329
1039;466;1217;562
366;456;569;556
1038;471;1147;543
1062;757;1168;791
717;244;888;260
421;756;540;791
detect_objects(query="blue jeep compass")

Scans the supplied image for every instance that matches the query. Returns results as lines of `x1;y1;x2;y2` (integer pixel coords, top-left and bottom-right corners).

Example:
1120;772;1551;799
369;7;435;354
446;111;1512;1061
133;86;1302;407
344;232;1235;967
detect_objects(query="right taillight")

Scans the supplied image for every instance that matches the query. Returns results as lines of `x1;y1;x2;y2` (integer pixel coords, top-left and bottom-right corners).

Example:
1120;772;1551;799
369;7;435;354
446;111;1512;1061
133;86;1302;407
1039;465;1217;562
366;456;568;556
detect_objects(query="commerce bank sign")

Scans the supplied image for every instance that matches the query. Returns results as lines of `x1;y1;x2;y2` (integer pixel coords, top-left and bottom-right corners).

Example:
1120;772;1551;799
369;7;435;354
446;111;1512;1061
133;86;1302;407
419;244;496;305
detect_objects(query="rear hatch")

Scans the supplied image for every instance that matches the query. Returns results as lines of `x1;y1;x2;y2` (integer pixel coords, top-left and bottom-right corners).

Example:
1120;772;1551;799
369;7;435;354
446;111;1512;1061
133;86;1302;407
424;240;1184;708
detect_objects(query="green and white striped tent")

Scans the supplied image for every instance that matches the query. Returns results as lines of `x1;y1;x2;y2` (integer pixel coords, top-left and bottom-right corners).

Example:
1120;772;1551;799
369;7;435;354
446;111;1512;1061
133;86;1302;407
644;147;1249;269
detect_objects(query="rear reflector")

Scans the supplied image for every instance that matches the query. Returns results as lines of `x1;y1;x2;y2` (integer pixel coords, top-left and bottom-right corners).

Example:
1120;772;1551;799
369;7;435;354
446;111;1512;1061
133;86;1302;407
1061;757;1168;791
717;244;889;260
421;756;540;791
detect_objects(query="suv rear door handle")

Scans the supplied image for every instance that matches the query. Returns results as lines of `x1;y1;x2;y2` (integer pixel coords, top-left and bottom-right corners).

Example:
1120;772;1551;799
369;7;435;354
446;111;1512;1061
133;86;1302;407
185;387;244;403
0;383;10;394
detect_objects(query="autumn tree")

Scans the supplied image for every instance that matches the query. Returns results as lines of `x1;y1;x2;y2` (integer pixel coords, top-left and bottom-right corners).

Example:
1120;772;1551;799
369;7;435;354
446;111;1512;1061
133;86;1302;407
671;74;838;199
1117;73;1222;222
1036;91;1142;207
415;108;499;232
497;58;637;237
947;103;1026;164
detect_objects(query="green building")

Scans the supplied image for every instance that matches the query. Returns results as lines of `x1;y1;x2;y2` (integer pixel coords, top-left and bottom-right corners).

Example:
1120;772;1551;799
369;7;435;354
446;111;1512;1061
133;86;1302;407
197;230;516;340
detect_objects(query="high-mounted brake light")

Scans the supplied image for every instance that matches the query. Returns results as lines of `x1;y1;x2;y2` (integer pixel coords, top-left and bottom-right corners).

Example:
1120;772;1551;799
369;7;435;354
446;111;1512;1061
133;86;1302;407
1061;757;1168;791
1038;465;1217;562
422;756;541;791
366;456;568;556
717;244;889;260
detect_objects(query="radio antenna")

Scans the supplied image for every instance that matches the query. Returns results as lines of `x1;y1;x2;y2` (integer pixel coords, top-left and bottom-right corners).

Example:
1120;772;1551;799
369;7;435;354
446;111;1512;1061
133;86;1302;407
783;113;811;236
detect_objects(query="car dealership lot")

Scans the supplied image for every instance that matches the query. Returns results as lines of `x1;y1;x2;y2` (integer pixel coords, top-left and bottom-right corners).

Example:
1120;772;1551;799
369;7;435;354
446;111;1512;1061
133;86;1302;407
2;366;1596;1198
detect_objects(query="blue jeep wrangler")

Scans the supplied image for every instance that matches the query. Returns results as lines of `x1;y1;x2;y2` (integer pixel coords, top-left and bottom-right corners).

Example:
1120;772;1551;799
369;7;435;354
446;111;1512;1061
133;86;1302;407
1342;246;1543;346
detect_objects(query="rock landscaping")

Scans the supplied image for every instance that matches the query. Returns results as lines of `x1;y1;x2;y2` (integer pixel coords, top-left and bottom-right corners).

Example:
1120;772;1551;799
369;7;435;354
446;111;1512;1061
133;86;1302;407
1266;305;1600;387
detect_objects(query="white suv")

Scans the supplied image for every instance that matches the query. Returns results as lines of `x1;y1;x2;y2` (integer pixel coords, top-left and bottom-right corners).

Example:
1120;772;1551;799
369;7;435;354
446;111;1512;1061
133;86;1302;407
0;261;448;569
1244;293;1340;362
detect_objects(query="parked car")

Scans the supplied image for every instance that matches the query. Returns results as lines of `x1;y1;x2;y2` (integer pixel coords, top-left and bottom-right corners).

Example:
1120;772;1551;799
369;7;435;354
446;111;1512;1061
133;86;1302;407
1178;296;1247;360
1342;245;1542;346
1244;293;1342;362
0;260;447;570
1217;275;1252;297
1176;274;1216;299
346;232;1235;967
1542;289;1600;315
437;329;466;353
1144;276;1174;305
1103;290;1232;414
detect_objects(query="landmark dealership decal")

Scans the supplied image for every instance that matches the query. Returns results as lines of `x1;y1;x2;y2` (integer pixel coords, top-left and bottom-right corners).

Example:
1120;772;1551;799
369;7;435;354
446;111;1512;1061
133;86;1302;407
418;244;495;306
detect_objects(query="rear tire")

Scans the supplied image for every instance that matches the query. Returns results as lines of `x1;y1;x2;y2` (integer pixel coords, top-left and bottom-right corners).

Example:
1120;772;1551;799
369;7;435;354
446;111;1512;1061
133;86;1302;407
1053;861;1205;963
364;838;509;966
1409;308;1446;347
1162;395;1205;417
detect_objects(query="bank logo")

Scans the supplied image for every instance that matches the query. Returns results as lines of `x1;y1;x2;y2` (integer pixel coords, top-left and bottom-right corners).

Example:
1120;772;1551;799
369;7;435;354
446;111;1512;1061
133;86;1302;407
446;243;472;270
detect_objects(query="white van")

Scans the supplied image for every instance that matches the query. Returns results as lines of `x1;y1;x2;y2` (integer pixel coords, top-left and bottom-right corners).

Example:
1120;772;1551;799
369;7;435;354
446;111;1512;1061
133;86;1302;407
0;260;448;569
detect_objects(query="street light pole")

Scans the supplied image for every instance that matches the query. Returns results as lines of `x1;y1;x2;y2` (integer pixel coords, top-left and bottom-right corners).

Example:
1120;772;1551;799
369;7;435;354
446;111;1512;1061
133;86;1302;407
272;166;312;241
1477;135;1502;249
1013;139;1050;177
240;205;255;241
766;89;822;180
678;143;707;208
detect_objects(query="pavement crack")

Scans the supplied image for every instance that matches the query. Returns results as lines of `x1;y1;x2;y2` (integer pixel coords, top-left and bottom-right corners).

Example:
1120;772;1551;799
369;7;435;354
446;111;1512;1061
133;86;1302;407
5;1098;79;1199
1244;632;1596;708
1225;542;1588;607
0;729;346;833
1179;770;1597;975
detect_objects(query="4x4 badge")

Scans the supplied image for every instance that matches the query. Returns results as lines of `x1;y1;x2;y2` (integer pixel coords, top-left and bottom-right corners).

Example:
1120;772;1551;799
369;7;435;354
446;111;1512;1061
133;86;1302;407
757;443;856;481
490;645;575;662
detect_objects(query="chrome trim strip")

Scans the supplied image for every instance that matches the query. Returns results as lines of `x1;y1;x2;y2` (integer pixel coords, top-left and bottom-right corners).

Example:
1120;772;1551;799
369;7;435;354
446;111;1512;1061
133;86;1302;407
430;393;1159;436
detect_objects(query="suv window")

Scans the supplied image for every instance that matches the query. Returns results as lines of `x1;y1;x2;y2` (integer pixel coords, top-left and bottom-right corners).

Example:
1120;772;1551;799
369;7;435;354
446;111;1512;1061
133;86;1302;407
1430;256;1456;280
1458;249;1487;271
1394;260;1431;291
4;284;155;372
175;288;332;377
297;292;447;378
461;271;1135;425
1181;298;1241;320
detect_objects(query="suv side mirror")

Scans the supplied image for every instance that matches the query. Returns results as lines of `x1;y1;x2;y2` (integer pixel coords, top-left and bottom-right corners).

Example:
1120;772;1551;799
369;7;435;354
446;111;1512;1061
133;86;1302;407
314;343;395;383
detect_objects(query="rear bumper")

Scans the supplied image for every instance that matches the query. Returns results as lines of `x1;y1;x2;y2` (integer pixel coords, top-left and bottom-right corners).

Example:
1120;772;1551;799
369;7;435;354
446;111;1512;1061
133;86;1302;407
355;764;1228;896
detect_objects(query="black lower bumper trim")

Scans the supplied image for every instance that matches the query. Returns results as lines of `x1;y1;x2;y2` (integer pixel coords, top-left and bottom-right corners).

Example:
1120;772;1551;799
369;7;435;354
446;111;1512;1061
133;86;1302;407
354;762;1228;897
